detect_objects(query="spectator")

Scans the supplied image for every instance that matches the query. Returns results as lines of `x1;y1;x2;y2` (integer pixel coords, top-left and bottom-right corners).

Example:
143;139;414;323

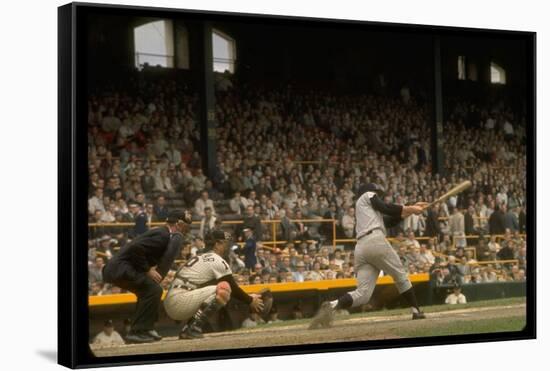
424;204;441;238
489;204;506;235
497;241;515;261
475;237;491;261
96;235;114;259
487;235;501;260
153;195;169;222
100;202;117;223
446;256;464;285
198;207;217;239
242;228;258;271
504;205;519;232
90;282;106;296
88;188;105;215
229;191;247;215
417;244;435;266
280;209;298;243
292;261;307;282
92;320;125;346
194;190;216;218
141;167;155;194
89;256;105;285
449;207;466;248
464;206;476;235
293;209;310;241
241;205;262;241
341;207;356;238
128;202;148;237
445;286;467;305
516;246;527;270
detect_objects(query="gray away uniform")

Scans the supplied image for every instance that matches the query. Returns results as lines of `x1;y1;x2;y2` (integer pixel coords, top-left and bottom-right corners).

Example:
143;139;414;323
348;191;412;307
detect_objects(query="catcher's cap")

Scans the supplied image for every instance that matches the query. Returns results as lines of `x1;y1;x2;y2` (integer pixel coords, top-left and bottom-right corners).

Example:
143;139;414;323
166;209;191;224
204;229;233;249
207;229;231;241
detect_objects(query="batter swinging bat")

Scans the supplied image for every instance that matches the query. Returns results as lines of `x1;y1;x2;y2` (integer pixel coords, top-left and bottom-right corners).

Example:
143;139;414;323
423;180;472;210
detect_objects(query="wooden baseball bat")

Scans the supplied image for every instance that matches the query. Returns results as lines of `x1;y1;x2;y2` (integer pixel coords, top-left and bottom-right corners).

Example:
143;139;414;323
423;180;472;210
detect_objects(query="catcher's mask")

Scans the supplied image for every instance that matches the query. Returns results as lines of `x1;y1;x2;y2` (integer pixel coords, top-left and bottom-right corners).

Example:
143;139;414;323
204;229;233;260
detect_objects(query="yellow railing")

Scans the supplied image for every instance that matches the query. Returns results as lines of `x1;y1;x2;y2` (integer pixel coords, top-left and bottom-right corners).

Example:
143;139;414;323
88;273;430;307
88;219;525;250
89;219;337;248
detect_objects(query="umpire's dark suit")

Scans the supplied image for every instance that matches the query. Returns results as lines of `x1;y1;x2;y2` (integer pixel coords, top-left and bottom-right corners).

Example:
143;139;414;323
103;226;184;332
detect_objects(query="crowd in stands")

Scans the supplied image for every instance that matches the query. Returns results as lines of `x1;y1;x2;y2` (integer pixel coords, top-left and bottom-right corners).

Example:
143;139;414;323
87;74;528;297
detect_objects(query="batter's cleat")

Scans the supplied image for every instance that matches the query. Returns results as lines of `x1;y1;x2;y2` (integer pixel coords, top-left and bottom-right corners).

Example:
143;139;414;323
179;323;204;339
412;311;426;320
147;329;163;341
308;302;335;330
125;330;156;344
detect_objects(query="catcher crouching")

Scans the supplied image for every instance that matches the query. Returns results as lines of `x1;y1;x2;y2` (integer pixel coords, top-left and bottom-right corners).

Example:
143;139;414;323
164;229;267;339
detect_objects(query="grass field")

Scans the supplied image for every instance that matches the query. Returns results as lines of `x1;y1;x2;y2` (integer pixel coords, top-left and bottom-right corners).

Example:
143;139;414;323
91;297;527;357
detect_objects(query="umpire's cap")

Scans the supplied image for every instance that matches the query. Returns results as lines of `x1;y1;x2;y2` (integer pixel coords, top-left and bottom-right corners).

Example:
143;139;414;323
166;209;192;224
357;183;385;197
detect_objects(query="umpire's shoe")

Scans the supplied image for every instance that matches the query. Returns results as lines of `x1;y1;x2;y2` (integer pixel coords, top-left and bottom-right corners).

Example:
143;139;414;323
125;330;156;344
412;311;426;320
309;302;335;330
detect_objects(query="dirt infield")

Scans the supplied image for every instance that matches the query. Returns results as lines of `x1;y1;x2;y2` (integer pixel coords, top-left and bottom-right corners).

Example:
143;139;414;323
91;302;526;357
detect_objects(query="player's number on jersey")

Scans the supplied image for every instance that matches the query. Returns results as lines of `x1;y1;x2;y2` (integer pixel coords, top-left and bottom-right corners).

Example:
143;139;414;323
184;256;199;267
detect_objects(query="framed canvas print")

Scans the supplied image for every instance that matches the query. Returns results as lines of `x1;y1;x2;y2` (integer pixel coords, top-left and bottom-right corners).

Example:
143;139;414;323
58;2;536;368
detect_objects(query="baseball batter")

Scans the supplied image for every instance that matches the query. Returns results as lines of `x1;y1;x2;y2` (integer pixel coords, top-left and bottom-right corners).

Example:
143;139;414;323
310;183;427;329
164;229;264;339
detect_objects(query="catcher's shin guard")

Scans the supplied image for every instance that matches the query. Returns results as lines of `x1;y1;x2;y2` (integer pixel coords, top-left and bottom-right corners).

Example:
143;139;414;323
179;300;222;340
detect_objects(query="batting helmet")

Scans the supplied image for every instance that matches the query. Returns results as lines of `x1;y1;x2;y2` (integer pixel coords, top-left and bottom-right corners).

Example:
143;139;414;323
358;183;385;197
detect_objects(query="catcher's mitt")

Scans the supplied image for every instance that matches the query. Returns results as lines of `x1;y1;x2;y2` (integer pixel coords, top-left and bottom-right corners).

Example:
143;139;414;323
257;288;274;322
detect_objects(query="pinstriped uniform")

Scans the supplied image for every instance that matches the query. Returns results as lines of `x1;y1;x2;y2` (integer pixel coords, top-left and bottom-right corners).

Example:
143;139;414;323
348;192;412;307
164;253;231;321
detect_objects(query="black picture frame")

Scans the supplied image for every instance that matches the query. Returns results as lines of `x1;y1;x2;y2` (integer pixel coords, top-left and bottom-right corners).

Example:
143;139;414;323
58;2;536;368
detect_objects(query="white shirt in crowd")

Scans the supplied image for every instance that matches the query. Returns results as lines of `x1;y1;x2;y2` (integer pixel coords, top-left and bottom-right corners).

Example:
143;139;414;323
445;292;467;305
92;330;125;346
485;118;496;130
88;196;105;214
496;191;508;206
341;214;356;237
503;121;514;135
194;198;216;217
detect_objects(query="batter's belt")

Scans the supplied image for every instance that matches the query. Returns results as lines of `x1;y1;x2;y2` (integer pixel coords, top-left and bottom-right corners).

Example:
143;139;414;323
356;227;383;241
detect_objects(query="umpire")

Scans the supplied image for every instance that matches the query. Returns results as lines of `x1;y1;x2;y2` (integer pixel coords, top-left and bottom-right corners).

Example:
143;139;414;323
103;209;192;344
